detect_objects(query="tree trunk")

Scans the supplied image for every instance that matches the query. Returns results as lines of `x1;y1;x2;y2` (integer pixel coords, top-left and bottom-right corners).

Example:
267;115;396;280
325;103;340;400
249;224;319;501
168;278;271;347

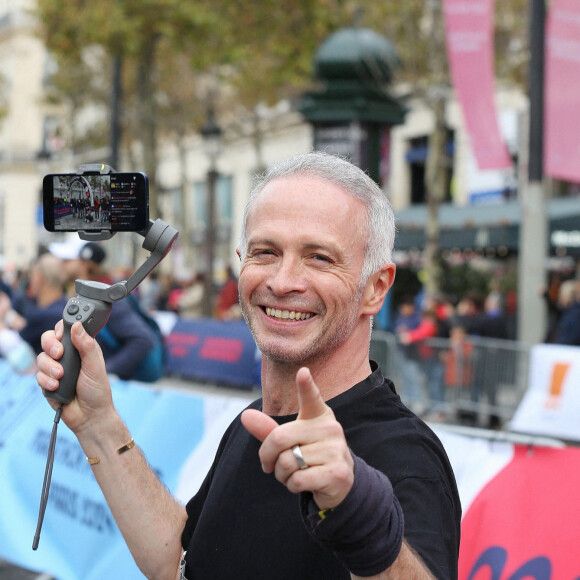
136;36;161;219
423;0;447;301
424;93;446;299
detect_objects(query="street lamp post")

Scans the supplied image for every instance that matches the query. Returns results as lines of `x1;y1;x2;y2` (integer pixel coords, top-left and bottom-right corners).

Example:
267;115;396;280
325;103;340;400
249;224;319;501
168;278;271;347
517;0;547;344
201;108;223;318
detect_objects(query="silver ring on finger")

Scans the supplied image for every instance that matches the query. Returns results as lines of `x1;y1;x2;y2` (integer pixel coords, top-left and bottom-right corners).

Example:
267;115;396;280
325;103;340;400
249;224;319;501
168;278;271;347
292;444;309;470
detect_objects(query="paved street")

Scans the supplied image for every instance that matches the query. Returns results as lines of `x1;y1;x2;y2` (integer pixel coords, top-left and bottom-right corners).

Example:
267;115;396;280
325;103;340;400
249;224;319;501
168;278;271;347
56;211;110;231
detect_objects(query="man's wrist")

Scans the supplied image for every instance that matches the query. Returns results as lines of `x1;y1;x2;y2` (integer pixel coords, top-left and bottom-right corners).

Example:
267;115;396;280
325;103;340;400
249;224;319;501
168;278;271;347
300;452;404;577
77;409;130;459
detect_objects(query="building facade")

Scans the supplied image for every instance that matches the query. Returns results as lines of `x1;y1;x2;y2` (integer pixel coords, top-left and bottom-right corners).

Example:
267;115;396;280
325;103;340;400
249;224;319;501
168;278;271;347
1;3;579;288
0;0;49;270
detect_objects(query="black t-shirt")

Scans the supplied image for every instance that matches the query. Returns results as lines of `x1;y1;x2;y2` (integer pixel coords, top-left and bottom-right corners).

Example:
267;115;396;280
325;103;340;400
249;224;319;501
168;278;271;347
181;362;461;579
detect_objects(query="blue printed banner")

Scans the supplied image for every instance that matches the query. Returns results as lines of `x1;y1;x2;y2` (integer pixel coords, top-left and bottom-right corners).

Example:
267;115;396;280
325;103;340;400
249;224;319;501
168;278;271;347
3;360;580;579
0;362;251;579
165;319;259;389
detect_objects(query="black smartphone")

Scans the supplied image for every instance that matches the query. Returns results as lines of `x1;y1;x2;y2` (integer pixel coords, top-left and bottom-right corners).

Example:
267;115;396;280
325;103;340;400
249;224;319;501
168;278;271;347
43;172;149;232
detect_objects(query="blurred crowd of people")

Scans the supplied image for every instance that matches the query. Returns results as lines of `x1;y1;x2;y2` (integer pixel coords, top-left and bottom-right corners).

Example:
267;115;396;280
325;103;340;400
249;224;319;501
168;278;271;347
391;271;580;427
2;237;579;407
394;287;516;353
150;264;241;321
0;239;242;380
542;273;580;346
393;288;515;426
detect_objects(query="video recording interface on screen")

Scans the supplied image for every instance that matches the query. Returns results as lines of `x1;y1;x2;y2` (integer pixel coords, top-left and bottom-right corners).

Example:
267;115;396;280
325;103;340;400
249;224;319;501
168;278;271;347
110;175;140;229
45;172;148;232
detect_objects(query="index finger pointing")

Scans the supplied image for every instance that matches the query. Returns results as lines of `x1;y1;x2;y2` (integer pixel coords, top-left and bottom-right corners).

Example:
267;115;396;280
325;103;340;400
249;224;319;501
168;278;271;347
296;367;329;420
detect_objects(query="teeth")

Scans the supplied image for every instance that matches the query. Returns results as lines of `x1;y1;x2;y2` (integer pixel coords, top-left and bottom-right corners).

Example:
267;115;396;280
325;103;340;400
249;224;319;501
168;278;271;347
266;307;312;321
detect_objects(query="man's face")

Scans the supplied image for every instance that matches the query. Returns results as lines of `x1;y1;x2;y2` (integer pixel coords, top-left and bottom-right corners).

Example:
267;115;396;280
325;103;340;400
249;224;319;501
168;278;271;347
238;174;369;365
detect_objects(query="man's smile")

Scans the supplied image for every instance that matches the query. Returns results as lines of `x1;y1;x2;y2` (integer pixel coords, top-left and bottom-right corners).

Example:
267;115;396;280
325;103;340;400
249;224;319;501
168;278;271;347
264;307;314;321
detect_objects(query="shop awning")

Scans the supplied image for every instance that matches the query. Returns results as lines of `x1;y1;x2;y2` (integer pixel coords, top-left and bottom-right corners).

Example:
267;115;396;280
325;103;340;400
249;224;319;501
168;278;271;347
394;197;580;255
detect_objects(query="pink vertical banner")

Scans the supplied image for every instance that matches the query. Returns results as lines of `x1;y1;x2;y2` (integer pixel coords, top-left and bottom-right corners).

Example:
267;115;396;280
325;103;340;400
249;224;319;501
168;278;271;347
443;0;512;169
545;0;580;183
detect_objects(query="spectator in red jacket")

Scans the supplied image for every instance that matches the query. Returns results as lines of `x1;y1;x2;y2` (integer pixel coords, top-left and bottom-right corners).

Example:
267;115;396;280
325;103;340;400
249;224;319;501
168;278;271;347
397;308;445;416
215;266;240;320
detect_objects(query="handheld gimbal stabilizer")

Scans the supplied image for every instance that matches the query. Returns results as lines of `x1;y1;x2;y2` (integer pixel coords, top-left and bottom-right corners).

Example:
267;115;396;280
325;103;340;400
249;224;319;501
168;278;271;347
33;164;178;549
47;217;179;404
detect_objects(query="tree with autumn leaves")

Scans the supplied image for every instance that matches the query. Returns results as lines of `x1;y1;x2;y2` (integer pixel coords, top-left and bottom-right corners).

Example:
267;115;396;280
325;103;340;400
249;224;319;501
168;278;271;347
35;0;529;295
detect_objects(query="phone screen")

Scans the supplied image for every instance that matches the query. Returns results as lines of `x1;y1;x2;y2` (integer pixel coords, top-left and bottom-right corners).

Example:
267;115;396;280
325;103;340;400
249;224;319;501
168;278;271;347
43;172;149;232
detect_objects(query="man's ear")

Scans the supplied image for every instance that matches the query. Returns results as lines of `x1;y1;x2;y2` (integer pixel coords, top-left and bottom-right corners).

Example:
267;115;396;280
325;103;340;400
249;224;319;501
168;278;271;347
361;263;396;315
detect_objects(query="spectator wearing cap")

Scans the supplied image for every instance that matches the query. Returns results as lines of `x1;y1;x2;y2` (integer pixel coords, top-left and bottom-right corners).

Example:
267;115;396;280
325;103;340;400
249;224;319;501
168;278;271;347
48;239;158;381
49;239;112;289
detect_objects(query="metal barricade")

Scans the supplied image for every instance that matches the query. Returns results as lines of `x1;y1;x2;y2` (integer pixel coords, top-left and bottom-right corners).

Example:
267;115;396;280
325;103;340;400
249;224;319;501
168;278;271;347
370;331;531;427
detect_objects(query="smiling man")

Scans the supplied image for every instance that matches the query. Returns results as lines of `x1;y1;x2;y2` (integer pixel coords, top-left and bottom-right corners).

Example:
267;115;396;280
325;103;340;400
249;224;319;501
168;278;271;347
37;152;460;579
239;173;372;393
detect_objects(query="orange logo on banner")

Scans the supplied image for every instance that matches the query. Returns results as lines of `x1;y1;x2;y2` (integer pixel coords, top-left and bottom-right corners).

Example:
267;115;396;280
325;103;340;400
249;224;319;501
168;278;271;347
544;362;570;408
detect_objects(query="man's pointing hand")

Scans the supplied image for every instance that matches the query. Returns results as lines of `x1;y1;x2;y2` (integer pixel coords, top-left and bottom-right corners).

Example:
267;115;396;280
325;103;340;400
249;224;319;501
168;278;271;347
241;367;354;510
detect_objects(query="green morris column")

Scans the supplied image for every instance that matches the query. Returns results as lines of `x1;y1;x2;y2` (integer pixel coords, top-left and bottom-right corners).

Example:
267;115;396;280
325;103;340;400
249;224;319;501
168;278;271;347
299;27;407;184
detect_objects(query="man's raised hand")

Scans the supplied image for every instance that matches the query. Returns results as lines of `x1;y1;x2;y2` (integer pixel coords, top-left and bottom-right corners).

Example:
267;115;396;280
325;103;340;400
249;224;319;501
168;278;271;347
241;367;354;510
36;320;114;433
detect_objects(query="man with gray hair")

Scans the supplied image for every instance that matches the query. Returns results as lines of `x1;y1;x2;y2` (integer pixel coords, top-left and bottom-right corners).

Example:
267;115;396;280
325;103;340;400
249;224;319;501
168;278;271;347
37;151;460;579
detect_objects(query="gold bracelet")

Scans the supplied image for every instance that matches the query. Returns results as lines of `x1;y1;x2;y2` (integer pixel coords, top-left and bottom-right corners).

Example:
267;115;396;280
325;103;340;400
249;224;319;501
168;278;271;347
117;437;135;454
86;437;135;465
